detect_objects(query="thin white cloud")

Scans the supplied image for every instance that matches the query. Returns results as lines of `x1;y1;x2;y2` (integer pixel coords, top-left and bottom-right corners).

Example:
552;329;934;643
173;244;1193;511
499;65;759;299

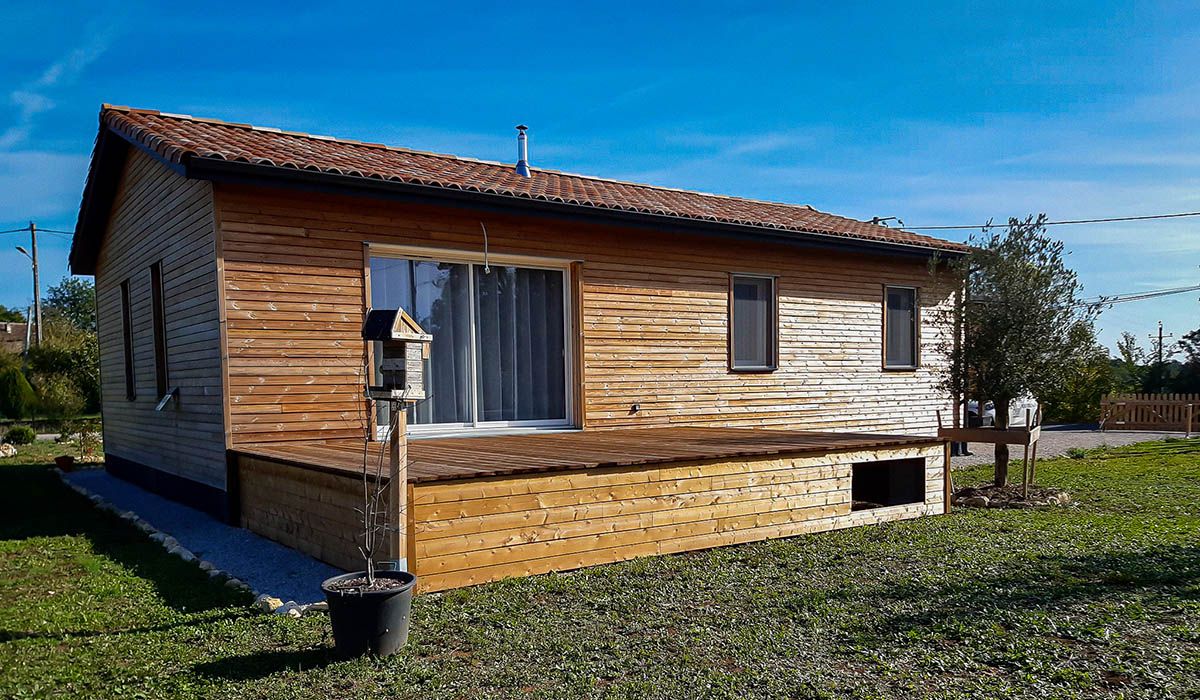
0;32;111;151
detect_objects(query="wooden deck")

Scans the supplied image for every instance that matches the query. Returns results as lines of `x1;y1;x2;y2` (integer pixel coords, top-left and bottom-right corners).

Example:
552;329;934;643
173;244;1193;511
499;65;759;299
232;426;948;591
233;426;942;483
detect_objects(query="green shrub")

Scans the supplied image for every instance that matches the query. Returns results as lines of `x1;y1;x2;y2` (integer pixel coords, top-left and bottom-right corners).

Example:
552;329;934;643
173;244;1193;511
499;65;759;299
3;425;36;445
0;367;37;419
25;323;100;413
1065;447;1088;460
33;373;86;423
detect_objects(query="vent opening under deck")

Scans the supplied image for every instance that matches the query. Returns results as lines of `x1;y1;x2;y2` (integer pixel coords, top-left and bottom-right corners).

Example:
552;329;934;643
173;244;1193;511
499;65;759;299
851;457;926;510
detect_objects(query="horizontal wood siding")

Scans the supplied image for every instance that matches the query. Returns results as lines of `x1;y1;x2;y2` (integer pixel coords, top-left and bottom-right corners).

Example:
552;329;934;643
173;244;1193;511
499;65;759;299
237;443;944;591
238;456;365;570
95;150;226;487
413;443;943;591
215;185;956;443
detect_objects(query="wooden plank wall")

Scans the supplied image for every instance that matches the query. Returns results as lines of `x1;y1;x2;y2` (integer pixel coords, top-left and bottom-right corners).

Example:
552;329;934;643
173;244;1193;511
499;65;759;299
95;150;226;487
216;188;371;444
236;443;944;591
214;184;957;443
411;444;943;591
238;456;367;570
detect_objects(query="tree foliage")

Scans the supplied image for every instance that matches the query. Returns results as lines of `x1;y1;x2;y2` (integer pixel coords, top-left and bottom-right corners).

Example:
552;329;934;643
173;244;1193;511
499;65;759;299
25;318;101;414
0;305;25;323
44;277;96;332
0;366;37;420
1039;323;1114;423
935;215;1100;486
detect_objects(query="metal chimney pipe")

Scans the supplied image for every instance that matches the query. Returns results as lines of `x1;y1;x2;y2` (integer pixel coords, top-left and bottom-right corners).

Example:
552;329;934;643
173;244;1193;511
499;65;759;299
515;125;531;178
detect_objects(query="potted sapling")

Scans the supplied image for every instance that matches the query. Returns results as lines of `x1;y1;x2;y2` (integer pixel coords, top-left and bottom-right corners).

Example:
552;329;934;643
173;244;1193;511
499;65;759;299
321;408;417;657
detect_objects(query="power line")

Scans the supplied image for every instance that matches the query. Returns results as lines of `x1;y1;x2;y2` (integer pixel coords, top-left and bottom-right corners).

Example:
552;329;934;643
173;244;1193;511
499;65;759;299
1080;284;1200;307
901;210;1200;231
0;227;73;236
971;283;1199;308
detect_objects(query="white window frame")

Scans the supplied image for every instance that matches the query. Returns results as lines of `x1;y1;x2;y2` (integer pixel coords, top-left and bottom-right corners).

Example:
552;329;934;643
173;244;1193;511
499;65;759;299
367;244;576;439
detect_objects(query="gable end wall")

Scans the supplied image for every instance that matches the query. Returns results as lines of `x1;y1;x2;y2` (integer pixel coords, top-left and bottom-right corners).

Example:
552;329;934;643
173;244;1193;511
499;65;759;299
94;149;227;490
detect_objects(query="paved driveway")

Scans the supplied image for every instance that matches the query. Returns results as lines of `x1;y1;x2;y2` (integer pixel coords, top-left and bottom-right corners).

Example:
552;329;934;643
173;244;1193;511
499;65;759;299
950;424;1189;469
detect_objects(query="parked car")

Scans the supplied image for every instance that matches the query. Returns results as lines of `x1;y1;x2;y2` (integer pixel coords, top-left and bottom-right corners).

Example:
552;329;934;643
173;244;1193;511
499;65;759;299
967;396;1039;428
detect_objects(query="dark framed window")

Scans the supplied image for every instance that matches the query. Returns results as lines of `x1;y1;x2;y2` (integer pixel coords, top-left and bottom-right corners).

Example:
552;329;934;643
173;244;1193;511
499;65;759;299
150;261;169;398
729;274;777;371
884;285;919;369
120;279;135;400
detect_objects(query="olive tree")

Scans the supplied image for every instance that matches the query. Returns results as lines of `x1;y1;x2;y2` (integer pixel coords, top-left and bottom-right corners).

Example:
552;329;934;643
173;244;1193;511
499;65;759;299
936;215;1101;486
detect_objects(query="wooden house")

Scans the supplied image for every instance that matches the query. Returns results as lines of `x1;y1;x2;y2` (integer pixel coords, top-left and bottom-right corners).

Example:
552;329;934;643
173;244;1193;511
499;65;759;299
69;105;967;591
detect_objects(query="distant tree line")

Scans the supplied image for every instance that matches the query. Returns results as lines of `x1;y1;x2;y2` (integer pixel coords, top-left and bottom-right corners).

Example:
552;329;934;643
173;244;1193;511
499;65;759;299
0;278;99;423
1039;325;1200;423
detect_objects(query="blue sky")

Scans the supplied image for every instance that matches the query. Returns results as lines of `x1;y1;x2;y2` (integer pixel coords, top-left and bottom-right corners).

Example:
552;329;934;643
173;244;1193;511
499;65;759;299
1;2;1197;352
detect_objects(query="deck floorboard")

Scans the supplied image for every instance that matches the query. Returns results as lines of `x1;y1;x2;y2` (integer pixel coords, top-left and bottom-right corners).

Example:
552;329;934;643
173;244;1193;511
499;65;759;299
234;427;943;483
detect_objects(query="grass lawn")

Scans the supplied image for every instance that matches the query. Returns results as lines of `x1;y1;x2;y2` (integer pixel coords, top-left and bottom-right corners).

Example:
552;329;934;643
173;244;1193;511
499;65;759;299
1;439;1198;699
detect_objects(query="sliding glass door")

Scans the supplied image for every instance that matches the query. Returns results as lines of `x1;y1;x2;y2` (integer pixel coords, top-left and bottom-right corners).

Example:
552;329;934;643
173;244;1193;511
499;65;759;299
370;253;570;434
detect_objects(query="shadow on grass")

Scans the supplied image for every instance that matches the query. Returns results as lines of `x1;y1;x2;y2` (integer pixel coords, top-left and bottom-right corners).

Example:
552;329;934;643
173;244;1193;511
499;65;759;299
1087;441;1200;460
0;609;247;642
870;544;1200;638
0;463;244;615
193;647;340;681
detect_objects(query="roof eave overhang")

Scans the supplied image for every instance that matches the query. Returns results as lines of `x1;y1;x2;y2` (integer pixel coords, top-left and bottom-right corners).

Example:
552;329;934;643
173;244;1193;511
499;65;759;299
185;157;968;261
69;123;968;275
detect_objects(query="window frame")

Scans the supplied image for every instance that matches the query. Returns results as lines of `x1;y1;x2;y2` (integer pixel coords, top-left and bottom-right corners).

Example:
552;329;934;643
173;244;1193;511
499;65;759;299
149;261;169;399
366;244;577;438
120;279;136;401
728;273;779;373
882;284;920;371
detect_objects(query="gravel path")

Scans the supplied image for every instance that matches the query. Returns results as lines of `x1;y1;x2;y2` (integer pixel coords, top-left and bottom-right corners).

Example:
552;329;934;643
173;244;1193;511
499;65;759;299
951;424;1189;469
66;469;342;603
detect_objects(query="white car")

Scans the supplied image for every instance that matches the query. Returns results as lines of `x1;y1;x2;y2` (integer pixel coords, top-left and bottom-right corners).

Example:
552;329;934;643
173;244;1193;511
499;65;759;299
967;397;1039;428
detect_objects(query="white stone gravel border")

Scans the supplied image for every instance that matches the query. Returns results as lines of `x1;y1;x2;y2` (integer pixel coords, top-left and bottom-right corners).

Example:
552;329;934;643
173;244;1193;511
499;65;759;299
52;467;328;618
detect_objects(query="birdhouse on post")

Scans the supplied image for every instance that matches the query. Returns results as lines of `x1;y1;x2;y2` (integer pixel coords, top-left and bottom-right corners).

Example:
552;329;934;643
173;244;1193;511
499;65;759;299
361;308;432;574
362;308;432;402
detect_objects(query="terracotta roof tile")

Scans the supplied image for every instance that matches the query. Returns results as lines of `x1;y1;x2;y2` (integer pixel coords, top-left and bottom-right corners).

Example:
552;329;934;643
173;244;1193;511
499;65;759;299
99;104;967;253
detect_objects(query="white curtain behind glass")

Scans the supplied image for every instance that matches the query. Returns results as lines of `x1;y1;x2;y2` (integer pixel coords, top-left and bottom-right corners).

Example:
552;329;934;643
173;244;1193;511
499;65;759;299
732;277;772;368
885;288;916;367
474;266;566;421
369;256;567;429
370;258;472;425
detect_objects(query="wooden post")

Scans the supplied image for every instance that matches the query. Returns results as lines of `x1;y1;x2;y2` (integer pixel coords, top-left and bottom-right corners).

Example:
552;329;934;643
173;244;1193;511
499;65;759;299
1187;403;1193;438
1021;408;1031;499
388;406;408;570
1028;407;1041;487
943;440;953;514
1028;439;1039;489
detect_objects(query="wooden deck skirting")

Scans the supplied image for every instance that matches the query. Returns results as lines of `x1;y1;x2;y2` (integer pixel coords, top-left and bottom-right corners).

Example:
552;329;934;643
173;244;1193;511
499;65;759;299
233;428;948;591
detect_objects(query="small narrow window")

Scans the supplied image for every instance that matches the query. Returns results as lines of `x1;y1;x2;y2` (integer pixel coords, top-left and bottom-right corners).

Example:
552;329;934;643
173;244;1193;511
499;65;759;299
730;274;777;371
120;279;135;400
884;286;918;369
150;261;168;398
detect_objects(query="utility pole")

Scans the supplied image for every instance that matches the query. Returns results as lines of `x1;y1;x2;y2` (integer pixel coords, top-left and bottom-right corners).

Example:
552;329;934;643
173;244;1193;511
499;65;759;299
1149;320;1175;393
15;222;42;346
30;221;41;346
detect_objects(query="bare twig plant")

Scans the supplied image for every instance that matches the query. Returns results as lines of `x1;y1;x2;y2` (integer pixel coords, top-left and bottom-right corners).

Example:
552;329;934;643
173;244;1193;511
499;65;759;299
356;403;404;585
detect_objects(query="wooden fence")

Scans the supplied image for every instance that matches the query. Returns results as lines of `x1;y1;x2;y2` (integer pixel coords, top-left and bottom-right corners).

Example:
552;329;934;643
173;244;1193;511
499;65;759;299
1100;393;1196;434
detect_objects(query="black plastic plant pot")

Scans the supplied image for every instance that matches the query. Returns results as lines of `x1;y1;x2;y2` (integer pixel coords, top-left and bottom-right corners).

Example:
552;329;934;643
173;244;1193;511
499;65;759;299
321;570;417;657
